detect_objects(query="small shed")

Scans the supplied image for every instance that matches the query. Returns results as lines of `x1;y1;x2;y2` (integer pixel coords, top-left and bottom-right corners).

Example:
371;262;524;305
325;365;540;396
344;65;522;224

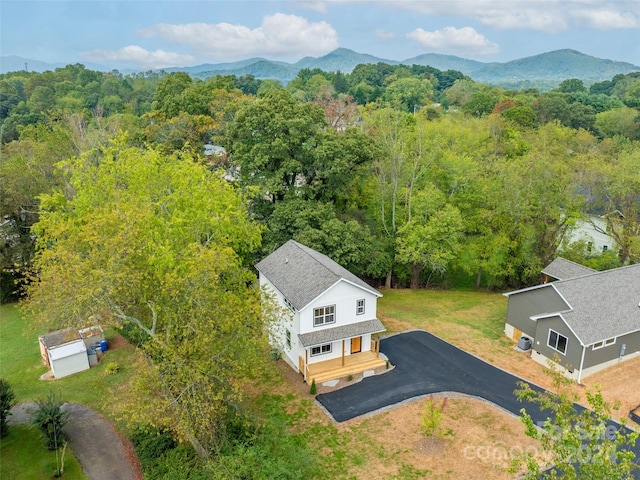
39;327;79;367
47;340;90;378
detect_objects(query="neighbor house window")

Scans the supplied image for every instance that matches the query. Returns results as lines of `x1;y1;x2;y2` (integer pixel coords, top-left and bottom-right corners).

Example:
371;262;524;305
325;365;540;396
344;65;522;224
310;343;332;356
314;305;335;326
285;329;291;349
356;299;365;315
548;329;568;355
592;337;615;350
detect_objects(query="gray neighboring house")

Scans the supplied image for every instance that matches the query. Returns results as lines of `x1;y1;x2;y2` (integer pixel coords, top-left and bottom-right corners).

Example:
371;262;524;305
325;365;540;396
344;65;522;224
256;240;385;382
504;259;640;382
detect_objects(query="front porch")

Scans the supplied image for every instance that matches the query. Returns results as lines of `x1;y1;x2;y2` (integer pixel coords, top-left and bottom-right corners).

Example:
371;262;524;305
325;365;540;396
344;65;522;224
305;350;387;385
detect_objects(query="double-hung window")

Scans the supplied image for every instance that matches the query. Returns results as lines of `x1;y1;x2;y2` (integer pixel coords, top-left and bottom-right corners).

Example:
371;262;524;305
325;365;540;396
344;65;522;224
548;329;568;355
285;329;291;349
356;299;365;315
314;305;335;326
311;343;332;356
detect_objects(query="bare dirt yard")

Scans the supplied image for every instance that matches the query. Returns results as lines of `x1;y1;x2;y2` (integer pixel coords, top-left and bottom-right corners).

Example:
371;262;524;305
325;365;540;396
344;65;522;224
274;361;547;479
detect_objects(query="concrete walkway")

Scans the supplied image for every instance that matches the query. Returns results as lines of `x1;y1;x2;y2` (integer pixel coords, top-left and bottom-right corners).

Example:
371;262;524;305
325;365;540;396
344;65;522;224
9;402;142;480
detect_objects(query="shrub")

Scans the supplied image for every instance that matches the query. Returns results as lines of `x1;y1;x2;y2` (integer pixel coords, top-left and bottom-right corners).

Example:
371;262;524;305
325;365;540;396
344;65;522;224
420;395;448;438
309;379;317;395
30;390;69;450
0;378;16;438
104;362;120;375
130;426;177;469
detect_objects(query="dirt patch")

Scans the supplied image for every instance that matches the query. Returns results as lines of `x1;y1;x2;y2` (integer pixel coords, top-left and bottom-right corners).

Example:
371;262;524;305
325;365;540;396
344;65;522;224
581;354;640;424
414;436;446;456
105;333;134;352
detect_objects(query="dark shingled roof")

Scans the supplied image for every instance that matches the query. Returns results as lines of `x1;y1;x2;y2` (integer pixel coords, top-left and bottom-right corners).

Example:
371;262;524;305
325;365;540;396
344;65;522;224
298;318;386;347
255;240;381;310
542;257;596;281
552;263;640;345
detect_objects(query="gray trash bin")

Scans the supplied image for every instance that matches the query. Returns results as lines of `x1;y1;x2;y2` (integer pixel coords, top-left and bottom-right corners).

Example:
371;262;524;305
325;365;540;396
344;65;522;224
87;348;98;366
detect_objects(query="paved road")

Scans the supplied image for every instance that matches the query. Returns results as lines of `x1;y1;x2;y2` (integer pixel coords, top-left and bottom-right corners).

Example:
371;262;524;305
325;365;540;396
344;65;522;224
9;402;142;480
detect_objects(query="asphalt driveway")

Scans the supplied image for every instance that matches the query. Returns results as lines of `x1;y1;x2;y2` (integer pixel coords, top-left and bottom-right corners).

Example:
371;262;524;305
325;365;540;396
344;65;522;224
317;330;547;423
317;330;640;477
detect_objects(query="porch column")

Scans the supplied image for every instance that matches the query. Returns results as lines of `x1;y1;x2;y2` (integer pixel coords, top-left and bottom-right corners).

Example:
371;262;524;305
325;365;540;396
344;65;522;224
305;349;309;382
376;333;380;357
342;339;345;366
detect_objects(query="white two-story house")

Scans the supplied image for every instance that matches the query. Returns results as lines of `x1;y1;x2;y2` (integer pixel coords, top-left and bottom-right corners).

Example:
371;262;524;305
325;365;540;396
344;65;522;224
256;240;386;384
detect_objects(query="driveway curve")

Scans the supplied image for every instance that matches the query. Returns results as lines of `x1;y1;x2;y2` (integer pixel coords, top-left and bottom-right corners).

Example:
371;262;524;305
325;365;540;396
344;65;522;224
317;330;547;423
9;402;142;480
317;330;640;478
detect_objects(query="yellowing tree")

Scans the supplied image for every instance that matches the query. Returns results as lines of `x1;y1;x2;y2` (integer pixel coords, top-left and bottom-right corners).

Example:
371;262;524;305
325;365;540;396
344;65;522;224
23;140;271;457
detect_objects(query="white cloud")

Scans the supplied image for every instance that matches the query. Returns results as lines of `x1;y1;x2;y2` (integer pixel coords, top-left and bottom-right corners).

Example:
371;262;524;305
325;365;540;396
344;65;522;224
375;29;396;39
392;0;640;32
138;14;339;61
80;45;195;69
293;1;327;13
570;7;639;29
407;26;500;56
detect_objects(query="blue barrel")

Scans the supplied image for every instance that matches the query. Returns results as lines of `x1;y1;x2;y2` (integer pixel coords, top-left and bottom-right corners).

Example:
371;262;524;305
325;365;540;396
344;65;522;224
100;340;108;352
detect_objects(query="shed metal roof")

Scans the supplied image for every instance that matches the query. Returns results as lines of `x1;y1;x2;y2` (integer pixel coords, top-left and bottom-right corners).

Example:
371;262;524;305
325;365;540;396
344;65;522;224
48;339;87;361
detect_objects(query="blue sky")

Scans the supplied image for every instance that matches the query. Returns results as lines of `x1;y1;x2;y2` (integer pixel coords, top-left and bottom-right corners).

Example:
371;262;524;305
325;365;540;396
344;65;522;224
2;0;639;70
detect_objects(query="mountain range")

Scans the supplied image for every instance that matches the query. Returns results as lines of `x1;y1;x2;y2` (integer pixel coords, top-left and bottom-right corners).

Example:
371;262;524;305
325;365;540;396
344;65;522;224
2;48;639;87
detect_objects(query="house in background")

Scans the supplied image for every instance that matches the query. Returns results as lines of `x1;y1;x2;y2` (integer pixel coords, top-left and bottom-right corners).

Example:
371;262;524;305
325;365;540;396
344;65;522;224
256;240;386;384
504;259;640;383
564;214;619;255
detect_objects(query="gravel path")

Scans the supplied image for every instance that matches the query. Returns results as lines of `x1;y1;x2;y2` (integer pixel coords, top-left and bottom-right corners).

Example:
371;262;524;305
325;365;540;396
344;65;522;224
9;402;143;480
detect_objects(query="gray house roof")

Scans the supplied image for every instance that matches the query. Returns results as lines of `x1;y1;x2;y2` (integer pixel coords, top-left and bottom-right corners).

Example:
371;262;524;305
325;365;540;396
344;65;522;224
541;257;596;281
255;240;381;311
552;263;640;345
298;318;386;347
508;263;640;346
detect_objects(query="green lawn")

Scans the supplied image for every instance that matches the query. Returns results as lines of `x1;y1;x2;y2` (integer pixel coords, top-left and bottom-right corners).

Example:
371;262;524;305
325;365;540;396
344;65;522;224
0;303;137;407
0;426;85;480
1;303;138;480
378;288;507;339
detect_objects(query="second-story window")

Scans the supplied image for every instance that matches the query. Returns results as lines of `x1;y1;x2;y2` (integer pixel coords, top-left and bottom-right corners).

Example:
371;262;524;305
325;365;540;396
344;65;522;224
356;299;365;315
314;305;335;326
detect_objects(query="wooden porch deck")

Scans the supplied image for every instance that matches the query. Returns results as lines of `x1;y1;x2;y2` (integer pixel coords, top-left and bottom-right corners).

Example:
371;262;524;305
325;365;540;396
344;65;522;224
306;350;387;385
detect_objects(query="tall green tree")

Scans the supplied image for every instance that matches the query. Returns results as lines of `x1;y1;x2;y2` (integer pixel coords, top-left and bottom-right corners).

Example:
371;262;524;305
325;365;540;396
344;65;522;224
226;89;324;205
513;365;638;479
23;141;271;457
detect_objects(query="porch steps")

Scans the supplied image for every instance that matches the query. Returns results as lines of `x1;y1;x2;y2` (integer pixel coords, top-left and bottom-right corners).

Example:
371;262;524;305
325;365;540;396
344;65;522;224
308;357;387;385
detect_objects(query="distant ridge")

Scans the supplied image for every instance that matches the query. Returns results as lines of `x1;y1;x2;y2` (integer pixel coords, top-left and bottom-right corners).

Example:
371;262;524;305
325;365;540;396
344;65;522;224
2;48;639;86
471;49;640;84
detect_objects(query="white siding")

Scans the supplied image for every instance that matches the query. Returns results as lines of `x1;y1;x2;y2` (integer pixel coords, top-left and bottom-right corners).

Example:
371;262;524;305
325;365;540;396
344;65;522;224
49;340;90;378
259;272;300;369
299;280;379;334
